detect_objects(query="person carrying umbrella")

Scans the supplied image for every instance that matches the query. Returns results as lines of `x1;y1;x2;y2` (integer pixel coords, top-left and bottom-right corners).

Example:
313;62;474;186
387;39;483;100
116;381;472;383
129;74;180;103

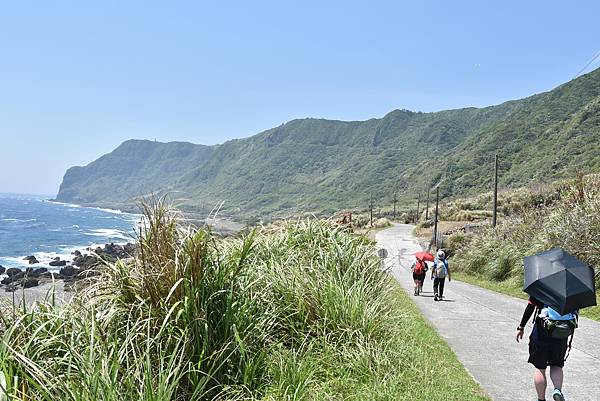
515;248;596;401
411;251;433;296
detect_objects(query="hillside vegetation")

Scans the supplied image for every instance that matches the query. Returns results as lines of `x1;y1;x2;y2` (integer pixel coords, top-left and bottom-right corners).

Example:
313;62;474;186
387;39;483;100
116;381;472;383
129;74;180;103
0;202;488;400
57;68;600;219
449;174;600;320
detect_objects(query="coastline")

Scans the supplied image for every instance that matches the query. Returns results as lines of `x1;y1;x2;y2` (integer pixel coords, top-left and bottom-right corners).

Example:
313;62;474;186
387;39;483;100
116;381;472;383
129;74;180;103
50;198;246;235
0;196;140;297
0;196;244;300
44;199;134;215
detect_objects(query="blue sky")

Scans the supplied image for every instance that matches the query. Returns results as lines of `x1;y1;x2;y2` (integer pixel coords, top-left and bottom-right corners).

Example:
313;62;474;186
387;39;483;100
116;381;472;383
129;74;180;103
1;0;599;195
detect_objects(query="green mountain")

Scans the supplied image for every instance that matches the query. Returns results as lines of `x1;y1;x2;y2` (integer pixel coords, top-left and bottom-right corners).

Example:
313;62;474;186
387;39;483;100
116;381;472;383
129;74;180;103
56;68;600;219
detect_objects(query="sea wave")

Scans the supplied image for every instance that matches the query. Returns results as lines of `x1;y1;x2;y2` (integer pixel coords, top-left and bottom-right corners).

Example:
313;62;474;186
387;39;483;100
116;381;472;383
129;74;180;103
0;240;132;272
45;200;136;216
0;251;73;272
44;200;81;209
90;206;127;215
1;197;137;272
86;228;132;242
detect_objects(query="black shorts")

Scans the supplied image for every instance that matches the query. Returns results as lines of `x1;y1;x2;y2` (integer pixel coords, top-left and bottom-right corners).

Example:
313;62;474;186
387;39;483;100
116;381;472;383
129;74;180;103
413;272;426;281
528;337;568;369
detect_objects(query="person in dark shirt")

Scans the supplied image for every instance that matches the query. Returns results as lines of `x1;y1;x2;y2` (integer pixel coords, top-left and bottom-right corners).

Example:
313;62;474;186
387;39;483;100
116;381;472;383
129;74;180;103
516;297;568;401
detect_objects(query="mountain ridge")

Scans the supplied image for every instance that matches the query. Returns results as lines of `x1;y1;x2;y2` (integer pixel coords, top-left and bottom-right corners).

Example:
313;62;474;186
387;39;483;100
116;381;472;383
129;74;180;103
56;68;600;219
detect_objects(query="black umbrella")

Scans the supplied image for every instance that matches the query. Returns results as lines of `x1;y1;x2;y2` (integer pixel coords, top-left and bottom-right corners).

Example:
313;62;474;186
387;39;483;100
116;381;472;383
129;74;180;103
524;248;596;315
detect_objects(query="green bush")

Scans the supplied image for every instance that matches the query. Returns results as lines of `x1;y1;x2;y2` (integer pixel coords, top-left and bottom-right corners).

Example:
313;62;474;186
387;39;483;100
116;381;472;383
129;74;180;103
489;253;516;282
445;233;466;258
465;255;487;275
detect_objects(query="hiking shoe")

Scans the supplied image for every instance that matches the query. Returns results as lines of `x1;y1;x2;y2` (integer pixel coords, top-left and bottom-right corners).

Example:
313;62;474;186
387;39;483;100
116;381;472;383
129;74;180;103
552;389;565;401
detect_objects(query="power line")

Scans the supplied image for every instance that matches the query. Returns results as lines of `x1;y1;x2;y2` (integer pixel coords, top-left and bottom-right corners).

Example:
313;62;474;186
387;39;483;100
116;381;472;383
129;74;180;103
573;50;600;79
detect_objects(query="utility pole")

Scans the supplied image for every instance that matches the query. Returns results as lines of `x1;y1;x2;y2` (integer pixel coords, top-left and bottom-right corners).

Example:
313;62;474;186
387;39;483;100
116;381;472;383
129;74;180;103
425;189;430;220
493;154;498;227
393;192;397;220
369;192;373;227
416;194;420;223
433;187;439;249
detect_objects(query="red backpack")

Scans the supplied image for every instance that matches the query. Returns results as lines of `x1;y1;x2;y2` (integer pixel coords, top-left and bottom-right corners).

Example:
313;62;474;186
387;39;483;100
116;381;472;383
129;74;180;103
414;259;426;274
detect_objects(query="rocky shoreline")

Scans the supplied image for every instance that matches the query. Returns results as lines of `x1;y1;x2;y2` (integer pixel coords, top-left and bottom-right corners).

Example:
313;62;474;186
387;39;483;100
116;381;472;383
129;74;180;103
0;242;136;293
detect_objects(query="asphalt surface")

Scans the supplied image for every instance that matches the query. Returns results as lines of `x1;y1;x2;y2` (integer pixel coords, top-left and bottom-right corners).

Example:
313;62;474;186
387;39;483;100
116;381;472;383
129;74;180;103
376;223;600;401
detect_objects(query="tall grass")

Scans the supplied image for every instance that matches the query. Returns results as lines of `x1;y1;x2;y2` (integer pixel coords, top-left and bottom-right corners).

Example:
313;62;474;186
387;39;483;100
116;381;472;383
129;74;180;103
439;174;593;222
0;199;398;400
452;174;600;318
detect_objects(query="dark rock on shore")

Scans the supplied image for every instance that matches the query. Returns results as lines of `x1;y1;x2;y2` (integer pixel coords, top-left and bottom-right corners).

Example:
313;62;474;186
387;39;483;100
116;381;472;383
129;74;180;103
39;272;60;280
2;273;23;285
1;267;53;287
72;242;136;270
1;243;136;291
22;278;39;288
6;268;22;277
95;242;136;260
73;254;98;270
30;267;48;277
1;275;20;285
59;266;81;278
0;265;4;275
3;277;40;289
23;255;39;264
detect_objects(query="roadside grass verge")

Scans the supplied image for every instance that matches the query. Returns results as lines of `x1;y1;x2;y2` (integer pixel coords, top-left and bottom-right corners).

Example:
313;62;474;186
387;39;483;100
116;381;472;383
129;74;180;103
453;272;600;321
0;200;489;400
252;283;490;401
361;284;490;401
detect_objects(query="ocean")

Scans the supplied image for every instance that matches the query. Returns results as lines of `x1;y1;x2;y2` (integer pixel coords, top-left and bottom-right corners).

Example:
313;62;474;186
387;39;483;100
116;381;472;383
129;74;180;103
0;193;139;271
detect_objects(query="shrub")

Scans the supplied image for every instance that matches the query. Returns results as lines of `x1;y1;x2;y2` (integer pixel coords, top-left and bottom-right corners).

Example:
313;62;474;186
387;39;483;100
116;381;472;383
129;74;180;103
372;217;392;228
489;253;516;282
446;233;466;257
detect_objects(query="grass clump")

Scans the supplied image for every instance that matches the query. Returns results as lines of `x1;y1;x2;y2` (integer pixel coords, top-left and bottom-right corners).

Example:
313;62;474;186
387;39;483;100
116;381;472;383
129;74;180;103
0;200;488;400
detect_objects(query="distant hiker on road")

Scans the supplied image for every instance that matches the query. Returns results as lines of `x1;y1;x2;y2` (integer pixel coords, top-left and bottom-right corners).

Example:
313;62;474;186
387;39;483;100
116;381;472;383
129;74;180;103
516;297;578;401
410;256;428;296
431;250;450;301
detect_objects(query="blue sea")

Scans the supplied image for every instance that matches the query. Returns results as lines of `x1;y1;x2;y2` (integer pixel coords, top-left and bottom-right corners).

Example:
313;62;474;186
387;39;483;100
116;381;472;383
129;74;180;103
0;193;139;271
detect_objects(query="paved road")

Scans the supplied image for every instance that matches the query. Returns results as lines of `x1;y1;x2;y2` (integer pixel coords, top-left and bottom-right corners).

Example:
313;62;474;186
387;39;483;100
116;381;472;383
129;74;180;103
376;223;600;401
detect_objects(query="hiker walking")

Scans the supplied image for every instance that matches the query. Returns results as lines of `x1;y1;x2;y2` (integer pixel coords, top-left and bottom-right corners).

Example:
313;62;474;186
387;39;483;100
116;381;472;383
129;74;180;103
410;256;427;296
431;250;450;301
515;248;596;401
412;251;434;296
516;298;577;401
